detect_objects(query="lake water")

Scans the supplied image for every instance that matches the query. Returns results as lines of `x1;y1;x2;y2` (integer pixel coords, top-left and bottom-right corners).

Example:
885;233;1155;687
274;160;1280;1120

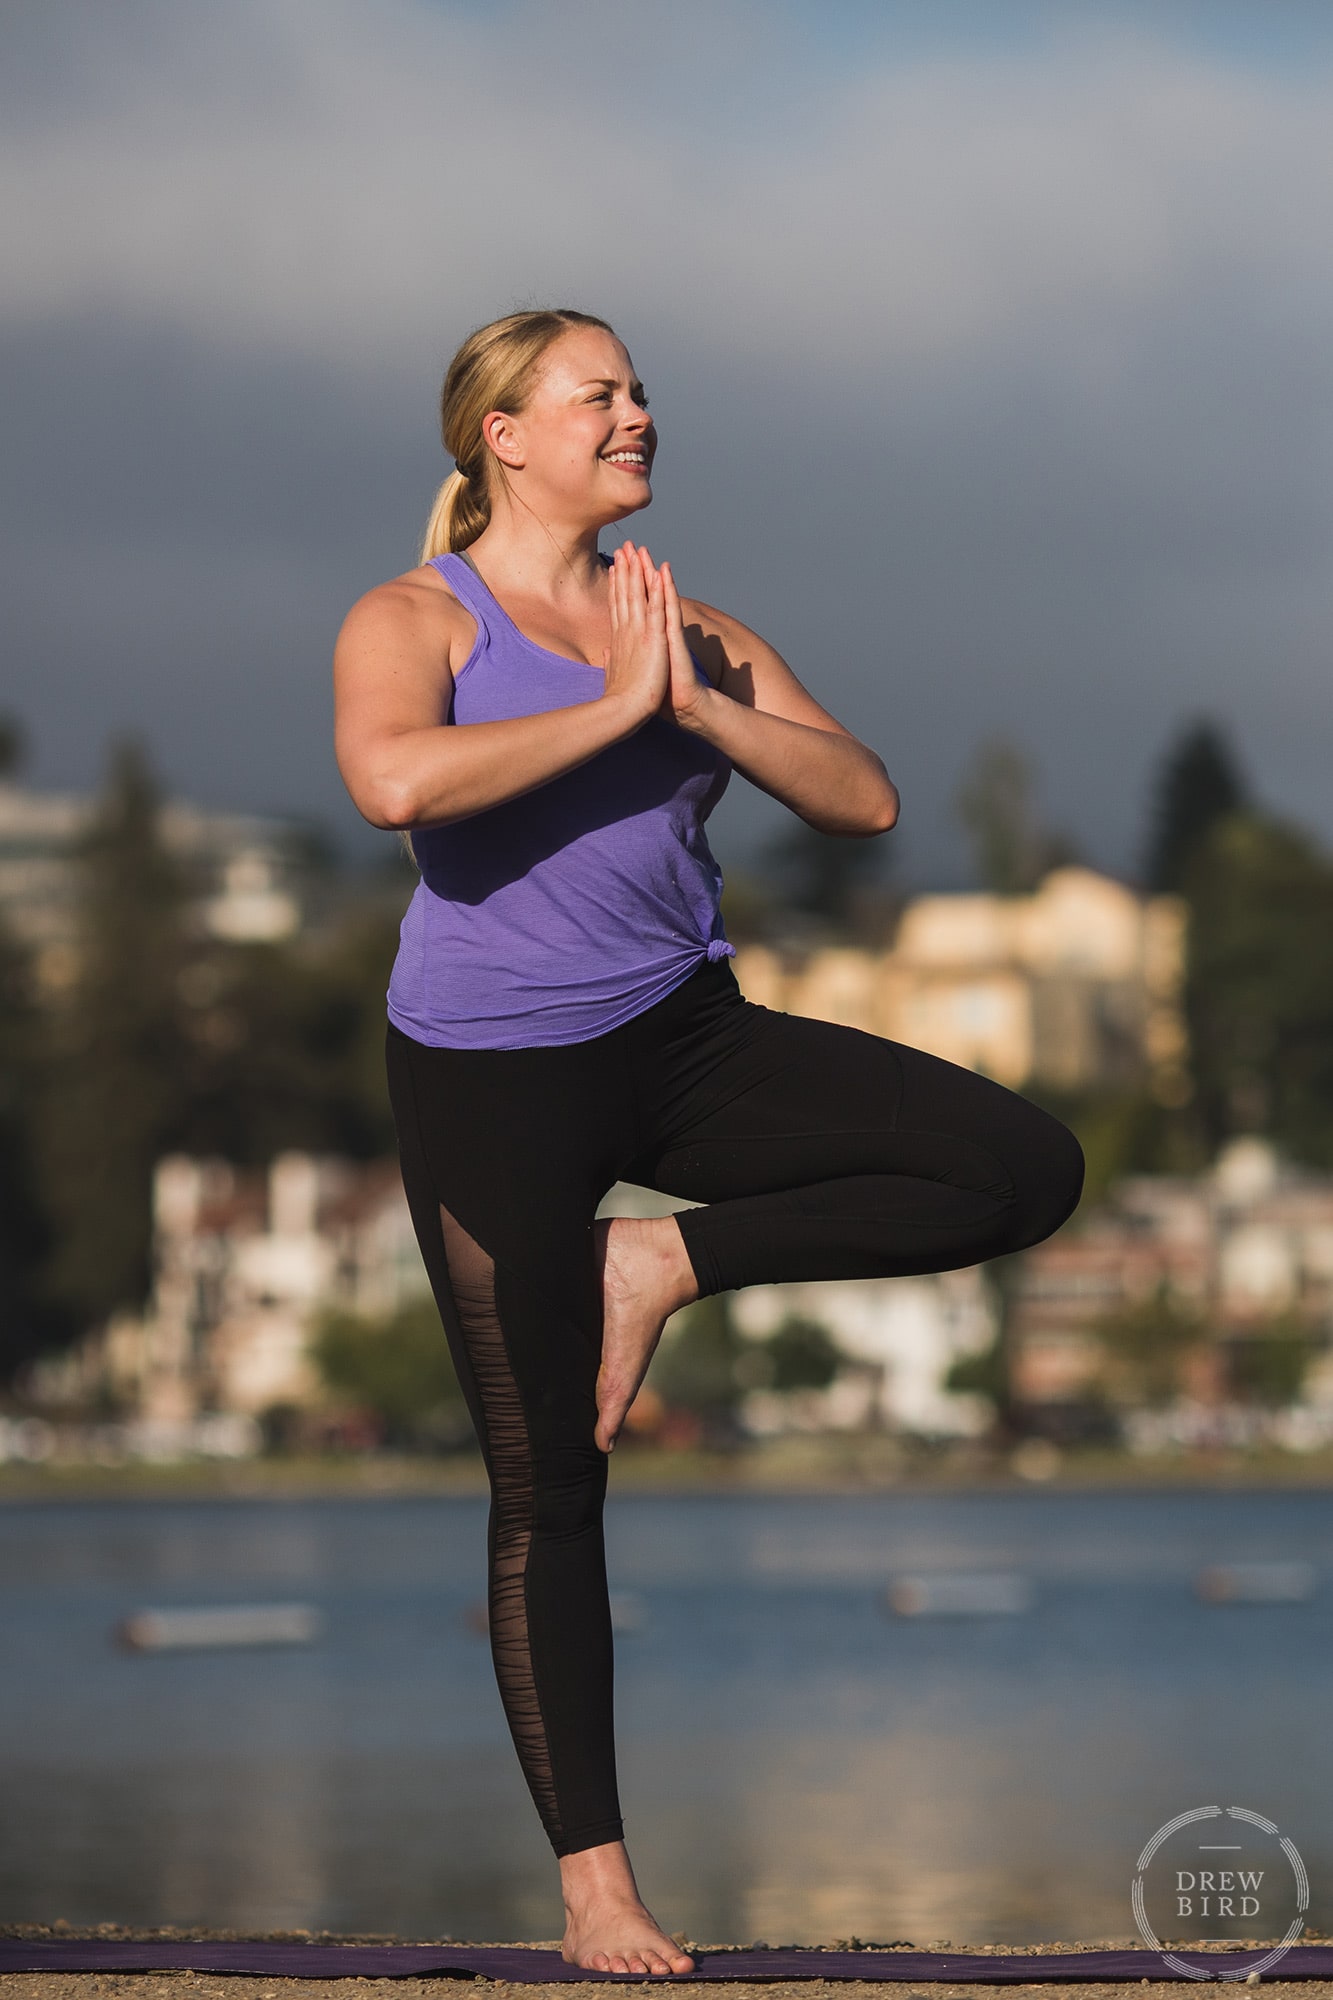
1;1488;1330;1946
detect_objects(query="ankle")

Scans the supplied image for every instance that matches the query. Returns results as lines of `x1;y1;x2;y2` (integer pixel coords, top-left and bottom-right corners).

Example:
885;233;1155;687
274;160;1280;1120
659;1217;699;1313
560;1838;639;1908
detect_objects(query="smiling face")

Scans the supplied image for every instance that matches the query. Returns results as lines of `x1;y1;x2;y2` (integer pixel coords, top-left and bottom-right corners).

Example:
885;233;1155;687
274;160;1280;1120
481;325;657;529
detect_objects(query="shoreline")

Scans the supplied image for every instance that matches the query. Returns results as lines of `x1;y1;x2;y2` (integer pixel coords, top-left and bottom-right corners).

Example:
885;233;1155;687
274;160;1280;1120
6;1437;1333;1502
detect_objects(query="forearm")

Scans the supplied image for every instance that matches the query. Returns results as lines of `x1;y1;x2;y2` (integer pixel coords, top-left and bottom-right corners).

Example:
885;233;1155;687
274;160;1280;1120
680;690;898;835
350;690;649;830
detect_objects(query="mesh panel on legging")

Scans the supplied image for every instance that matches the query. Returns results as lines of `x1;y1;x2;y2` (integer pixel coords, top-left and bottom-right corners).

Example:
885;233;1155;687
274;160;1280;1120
434;1200;561;1845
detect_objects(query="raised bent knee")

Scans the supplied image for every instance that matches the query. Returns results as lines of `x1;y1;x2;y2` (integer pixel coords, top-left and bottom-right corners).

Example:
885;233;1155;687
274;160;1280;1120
1009;1111;1084;1253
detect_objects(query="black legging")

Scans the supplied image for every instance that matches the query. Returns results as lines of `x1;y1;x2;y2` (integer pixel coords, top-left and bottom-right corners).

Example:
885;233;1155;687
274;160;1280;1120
386;956;1083;1857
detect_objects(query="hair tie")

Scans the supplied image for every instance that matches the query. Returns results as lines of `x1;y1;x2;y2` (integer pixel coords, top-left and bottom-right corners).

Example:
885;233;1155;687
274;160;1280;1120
454;462;471;482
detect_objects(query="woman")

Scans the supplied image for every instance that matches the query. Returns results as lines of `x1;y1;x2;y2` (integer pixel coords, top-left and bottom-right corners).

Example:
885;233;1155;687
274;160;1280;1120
334;308;1083;1976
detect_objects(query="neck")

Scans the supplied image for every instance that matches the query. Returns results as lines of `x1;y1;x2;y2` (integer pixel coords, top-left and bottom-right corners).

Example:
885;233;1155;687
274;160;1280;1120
466;486;611;600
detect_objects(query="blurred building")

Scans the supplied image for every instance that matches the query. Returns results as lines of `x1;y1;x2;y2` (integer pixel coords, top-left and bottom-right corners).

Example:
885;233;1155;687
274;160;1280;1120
64;1152;431;1425
734;866;1188;1099
730;1269;995;1439
0;776;305;988
1008;1137;1333;1437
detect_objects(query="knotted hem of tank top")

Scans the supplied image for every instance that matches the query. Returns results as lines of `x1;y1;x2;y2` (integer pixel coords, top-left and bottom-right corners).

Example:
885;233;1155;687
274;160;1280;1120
706;939;736;961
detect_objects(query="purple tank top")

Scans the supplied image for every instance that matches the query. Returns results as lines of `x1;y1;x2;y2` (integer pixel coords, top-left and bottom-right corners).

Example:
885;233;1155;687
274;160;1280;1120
386;552;735;1049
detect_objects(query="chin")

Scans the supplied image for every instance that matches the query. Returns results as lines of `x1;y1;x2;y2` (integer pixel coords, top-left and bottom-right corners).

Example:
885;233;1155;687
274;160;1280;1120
592;484;652;528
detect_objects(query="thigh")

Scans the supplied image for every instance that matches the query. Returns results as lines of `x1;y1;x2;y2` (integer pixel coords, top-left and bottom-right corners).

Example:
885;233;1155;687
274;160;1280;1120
385;1024;628;1447
633;983;1082;1234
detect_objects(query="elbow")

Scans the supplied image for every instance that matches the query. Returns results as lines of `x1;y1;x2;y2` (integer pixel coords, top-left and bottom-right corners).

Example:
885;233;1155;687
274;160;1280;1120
375;782;423;832
352;776;424;832
870;780;900;834
841;774;899;837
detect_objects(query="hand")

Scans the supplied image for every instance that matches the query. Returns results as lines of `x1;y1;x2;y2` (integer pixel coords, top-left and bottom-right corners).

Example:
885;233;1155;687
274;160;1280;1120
611;544;712;731
602;542;668;724
659;558;713;731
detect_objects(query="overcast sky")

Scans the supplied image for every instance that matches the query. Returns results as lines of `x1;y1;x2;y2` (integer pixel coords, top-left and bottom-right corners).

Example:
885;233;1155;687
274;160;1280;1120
5;0;1332;886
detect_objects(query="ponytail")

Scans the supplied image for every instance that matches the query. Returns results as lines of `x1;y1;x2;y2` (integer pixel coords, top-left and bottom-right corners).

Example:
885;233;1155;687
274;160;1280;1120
420;466;491;561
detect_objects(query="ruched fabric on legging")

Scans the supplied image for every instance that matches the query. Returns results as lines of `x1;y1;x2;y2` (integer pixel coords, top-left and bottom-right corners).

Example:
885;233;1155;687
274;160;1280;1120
385;956;1084;1857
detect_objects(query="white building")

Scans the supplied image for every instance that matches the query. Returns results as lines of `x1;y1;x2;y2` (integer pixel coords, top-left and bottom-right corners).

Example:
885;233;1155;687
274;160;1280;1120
97;1151;431;1422
730;1269;995;1439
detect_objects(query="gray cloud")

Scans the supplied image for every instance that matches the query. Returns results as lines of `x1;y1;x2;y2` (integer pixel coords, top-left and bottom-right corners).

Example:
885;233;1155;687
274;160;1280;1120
3;0;1331;879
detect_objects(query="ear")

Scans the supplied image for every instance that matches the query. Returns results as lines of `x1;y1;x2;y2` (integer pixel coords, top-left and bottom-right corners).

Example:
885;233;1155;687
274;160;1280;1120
482;409;525;471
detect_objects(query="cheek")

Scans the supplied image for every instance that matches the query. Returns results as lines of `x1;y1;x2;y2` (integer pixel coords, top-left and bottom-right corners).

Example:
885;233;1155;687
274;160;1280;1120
559;416;610;468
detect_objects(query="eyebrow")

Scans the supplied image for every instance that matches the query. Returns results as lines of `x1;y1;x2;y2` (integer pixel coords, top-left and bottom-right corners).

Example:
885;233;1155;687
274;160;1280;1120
576;377;647;396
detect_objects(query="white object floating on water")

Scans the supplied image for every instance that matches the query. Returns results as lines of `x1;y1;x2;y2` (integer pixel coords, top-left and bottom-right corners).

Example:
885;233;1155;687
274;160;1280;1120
1195;1560;1316;1605
116;1603;323;1652
609;1590;646;1633
886;1571;1033;1618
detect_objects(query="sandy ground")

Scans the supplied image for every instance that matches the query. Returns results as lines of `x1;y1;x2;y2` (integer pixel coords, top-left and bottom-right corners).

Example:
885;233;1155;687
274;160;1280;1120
5;1979;1333;2000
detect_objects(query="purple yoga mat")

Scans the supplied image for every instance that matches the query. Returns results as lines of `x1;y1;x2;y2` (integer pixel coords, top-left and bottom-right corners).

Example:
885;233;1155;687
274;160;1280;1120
3;1939;1333;1981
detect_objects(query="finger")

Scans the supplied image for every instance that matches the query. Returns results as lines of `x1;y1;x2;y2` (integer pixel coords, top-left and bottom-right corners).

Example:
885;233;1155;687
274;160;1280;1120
661;559;683;627
608;547;625;633
623;544;648;630
662;565;694;687
623;541;647;617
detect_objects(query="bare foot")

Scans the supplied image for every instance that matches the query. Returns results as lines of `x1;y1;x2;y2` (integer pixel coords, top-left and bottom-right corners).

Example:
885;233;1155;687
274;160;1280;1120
560;1839;695;1976
594;1216;698;1454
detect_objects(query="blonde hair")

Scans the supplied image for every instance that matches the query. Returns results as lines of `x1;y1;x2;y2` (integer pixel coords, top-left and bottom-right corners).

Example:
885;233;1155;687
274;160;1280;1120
420;308;616;560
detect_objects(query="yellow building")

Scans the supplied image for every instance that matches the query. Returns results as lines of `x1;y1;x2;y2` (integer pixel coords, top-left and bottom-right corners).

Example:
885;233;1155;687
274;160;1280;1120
733;867;1187;1098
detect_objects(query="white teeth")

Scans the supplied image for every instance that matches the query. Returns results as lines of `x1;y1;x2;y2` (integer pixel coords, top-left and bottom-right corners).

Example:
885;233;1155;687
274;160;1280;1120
603;452;645;465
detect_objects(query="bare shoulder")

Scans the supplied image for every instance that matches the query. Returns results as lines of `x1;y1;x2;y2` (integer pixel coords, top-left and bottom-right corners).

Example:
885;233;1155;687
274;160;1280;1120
336;561;476;676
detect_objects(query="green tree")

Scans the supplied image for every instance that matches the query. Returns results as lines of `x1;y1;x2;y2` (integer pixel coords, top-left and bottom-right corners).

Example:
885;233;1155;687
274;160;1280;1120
1144;720;1246;893
759;818;894;936
1225;1319;1316;1407
0;910;51;1375
313;1297;468;1448
1095;1287;1205;1408
172;902;403;1166
38;741;189;1327
764;1314;841;1390
648;1296;747;1422
944;1335;1009;1409
0;713;26;779
955;737;1077;896
1184;813;1333;1163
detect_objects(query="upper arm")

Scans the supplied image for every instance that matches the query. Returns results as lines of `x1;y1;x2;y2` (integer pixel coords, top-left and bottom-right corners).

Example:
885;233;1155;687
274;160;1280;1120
679;598;861;740
333;567;475;826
